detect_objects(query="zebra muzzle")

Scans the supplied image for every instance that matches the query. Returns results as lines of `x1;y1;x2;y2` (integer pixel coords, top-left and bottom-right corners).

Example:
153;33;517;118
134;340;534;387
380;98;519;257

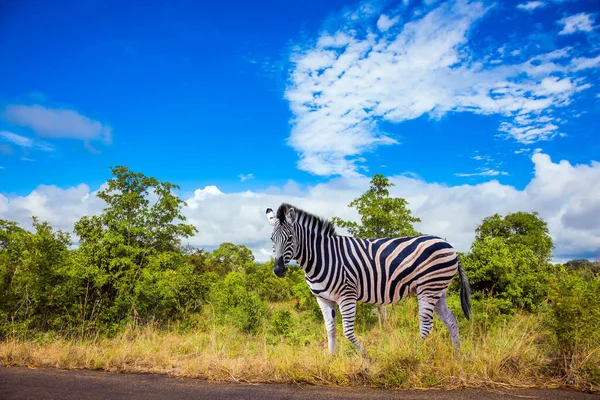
273;258;288;278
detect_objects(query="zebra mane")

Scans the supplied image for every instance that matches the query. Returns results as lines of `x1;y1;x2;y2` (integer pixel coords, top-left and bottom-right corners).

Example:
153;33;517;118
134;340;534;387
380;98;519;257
276;203;337;236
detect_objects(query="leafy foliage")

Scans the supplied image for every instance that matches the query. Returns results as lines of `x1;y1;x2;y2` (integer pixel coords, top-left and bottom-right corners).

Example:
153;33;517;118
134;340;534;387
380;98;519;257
564;259;600;279
270;309;294;336
545;267;600;358
462;212;556;312
0;218;73;335
70;166;198;331
475;212;554;264
331;174;421;238
204;242;256;276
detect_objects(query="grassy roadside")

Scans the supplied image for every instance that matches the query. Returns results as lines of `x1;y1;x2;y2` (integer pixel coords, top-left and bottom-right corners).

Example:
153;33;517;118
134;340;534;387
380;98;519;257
1;298;597;392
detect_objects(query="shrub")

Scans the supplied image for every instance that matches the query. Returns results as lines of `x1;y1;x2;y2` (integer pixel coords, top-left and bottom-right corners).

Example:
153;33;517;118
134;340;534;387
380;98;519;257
271;309;294;337
241;294;269;333
291;282;322;321
461;237;552;312
545;269;600;358
210;272;269;333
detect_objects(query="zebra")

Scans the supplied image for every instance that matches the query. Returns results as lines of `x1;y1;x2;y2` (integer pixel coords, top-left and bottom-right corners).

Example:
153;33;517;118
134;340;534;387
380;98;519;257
265;203;471;355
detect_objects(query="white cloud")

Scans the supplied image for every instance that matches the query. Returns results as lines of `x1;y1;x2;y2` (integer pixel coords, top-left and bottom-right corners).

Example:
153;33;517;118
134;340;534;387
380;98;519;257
455;168;508;177
1;152;599;262
238;173;254;182
0;131;53;151
540;76;573;93
377;14;400;32
285;0;597;176
0;184;105;233
570;55;600;71
558;13;595;35
3;104;112;144
517;1;546;12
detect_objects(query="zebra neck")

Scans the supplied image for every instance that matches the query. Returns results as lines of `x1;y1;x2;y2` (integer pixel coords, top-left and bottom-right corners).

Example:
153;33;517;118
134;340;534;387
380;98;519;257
293;223;338;281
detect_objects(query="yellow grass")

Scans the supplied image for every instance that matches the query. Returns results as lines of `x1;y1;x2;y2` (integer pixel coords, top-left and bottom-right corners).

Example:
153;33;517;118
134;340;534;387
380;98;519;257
1;301;597;392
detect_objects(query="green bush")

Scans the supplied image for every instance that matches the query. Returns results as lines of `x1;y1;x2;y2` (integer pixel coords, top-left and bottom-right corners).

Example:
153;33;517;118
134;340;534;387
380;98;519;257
241;294;269;333
545;269;600;358
0;218;74;336
210;272;269;333
271;309;294;336
291;281;321;321
462;237;552;312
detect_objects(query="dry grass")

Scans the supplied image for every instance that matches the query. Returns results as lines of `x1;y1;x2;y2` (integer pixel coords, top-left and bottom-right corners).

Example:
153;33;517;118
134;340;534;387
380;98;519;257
1;301;597;392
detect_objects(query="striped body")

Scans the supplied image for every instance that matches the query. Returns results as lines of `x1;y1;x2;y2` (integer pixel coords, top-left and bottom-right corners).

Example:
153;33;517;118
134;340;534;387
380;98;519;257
301;235;458;305
266;203;471;354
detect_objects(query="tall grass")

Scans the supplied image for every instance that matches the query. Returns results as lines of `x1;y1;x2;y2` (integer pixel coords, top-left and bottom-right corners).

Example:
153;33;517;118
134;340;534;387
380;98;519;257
1;297;598;391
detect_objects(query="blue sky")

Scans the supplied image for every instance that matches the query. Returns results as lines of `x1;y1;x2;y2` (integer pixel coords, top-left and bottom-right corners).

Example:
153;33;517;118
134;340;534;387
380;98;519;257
1;0;599;261
0;0;353;194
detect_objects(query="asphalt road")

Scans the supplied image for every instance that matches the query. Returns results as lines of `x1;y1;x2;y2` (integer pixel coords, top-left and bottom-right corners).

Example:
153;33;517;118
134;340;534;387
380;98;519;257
1;367;598;400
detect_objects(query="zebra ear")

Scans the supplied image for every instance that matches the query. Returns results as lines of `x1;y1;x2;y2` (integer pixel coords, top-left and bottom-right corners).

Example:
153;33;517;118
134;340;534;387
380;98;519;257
266;208;276;226
285;207;296;224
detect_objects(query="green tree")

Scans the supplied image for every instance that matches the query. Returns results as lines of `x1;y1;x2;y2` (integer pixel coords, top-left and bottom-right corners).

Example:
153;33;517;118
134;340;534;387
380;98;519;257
205;242;255;276
331;174;421;324
564;259;600;278
331;174;421;238
475;212;553;264
462;211;555;312
73;166;197;329
93;166;197;253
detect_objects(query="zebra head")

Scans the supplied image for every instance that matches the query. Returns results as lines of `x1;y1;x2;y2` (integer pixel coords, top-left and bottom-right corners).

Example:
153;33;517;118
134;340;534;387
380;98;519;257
266;205;296;278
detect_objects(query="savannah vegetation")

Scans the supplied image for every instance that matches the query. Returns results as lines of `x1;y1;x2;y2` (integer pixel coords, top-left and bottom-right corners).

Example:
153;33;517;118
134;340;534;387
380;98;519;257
1;167;598;391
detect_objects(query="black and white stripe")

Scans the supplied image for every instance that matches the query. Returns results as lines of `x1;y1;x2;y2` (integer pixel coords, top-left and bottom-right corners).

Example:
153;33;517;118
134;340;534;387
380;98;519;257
266;203;471;354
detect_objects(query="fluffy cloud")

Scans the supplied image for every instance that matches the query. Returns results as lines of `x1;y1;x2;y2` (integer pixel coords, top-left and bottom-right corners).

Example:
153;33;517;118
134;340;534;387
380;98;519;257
0;184;104;232
1;152;599;263
3;104;112;144
517;1;546;12
376;14;400;32
558;13;596;35
570;55;600;71
284;0;598;176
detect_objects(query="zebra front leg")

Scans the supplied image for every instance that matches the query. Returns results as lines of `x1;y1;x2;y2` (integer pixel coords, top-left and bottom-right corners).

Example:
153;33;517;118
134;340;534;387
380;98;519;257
338;298;367;356
316;297;337;354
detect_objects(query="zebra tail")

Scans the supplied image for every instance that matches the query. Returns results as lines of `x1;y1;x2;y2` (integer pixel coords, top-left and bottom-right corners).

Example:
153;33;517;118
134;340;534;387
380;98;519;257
458;261;472;320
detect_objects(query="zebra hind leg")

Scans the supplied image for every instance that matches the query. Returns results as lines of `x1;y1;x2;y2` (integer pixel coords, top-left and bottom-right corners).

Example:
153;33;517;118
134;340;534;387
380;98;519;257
338;298;367;356
433;292;460;350
417;292;437;340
